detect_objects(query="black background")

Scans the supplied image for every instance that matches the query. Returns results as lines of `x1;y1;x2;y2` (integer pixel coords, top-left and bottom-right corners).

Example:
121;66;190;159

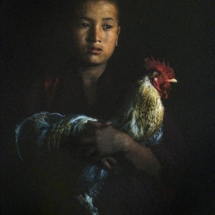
2;0;215;214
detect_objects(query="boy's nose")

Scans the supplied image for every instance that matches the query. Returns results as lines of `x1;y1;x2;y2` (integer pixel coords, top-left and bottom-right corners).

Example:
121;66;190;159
87;26;102;43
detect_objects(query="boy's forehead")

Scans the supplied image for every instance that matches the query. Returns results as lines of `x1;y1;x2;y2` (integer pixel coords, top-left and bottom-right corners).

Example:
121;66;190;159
75;0;118;20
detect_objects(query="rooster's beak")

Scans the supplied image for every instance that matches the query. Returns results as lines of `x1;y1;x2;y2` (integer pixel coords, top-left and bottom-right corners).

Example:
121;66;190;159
169;78;177;83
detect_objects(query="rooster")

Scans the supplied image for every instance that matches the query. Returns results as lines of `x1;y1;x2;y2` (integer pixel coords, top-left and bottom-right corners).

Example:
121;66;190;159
15;57;177;215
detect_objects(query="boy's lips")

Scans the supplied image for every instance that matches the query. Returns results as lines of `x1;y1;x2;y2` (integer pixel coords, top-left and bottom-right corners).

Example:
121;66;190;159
87;46;103;54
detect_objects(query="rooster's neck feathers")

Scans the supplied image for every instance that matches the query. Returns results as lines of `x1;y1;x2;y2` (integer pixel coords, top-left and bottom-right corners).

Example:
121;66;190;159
114;76;164;142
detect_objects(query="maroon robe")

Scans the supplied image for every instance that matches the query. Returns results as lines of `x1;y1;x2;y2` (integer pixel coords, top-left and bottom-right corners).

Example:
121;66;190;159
20;66;188;214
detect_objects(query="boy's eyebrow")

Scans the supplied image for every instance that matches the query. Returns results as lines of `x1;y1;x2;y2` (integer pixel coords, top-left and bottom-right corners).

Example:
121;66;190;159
102;18;115;21
79;17;115;21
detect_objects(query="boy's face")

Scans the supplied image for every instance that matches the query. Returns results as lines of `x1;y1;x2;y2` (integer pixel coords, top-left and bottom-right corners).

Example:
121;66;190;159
71;0;120;66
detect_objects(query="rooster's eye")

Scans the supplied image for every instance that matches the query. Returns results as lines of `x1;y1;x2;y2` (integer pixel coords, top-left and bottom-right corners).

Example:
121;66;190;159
160;75;163;78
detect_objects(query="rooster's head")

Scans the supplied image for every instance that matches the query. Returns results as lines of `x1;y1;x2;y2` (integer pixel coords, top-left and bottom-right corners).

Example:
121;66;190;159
144;57;177;99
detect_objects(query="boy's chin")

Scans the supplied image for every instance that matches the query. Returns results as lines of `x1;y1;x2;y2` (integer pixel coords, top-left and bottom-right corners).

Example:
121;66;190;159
81;59;107;67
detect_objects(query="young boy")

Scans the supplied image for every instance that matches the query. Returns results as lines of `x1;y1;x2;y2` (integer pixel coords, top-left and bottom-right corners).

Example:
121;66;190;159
16;0;187;214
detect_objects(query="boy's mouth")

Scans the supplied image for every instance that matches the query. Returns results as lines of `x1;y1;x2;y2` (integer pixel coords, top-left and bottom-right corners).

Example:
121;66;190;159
87;46;102;55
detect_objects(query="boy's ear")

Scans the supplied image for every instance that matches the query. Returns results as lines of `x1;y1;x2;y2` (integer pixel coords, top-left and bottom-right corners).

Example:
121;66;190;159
56;21;73;48
56;21;63;43
57;21;67;43
115;26;121;46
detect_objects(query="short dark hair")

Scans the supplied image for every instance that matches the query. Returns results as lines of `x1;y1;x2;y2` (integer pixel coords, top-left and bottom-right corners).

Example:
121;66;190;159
53;0;120;24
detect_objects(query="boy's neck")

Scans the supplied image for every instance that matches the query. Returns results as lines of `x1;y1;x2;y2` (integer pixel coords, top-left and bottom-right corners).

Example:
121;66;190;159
79;63;107;85
78;63;107;106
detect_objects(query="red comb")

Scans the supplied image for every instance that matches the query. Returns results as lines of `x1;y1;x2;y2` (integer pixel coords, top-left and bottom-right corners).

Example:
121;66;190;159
144;57;175;79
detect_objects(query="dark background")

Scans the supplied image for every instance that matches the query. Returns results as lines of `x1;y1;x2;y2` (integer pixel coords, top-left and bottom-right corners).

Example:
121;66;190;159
1;0;215;214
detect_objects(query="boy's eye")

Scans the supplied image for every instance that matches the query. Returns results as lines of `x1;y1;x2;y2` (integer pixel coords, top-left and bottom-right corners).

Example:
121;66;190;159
103;25;113;30
79;23;89;28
